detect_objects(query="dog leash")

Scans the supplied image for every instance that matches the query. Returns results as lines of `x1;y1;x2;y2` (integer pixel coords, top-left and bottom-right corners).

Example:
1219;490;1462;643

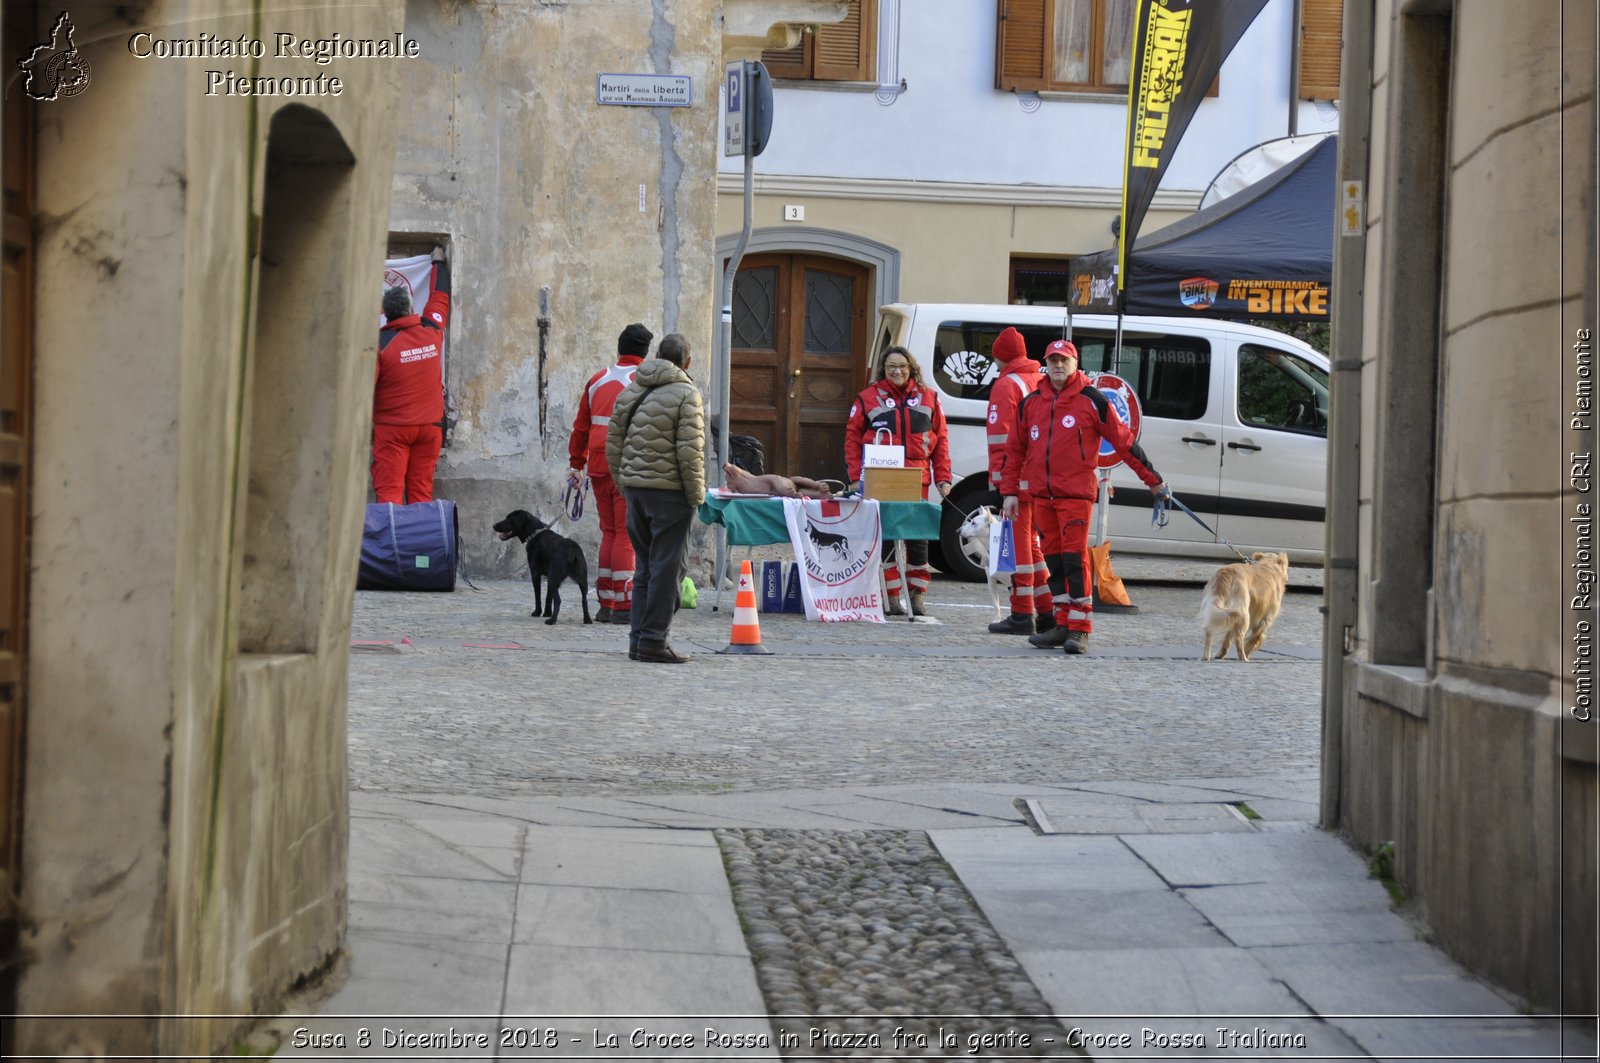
562;474;589;524
1151;489;1252;562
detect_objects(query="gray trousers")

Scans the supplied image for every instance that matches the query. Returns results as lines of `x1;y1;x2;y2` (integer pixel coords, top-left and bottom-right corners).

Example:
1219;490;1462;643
623;487;695;648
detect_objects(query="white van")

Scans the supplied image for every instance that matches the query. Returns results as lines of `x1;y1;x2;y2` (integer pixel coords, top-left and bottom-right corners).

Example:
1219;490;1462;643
872;303;1330;581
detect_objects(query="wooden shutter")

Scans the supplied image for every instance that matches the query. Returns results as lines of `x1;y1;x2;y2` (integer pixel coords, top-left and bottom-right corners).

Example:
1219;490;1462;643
813;0;876;82
996;0;1049;91
760;34;808;79
1299;0;1343;100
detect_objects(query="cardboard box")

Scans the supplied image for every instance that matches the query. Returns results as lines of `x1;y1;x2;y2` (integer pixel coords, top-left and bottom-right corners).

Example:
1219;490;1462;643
864;466;925;502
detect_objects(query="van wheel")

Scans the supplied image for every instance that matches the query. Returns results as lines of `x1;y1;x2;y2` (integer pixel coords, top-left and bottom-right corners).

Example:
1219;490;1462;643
938;484;990;584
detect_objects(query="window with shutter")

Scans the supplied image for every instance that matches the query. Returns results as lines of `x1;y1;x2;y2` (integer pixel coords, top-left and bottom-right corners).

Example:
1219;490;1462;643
761;0;877;83
996;0;1138;94
1299;0;1343;100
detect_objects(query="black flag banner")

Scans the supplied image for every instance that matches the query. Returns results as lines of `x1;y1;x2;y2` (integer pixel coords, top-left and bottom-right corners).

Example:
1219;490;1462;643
1118;0;1269;294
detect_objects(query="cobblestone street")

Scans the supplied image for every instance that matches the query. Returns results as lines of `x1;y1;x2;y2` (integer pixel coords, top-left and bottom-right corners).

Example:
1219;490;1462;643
347;565;1326;799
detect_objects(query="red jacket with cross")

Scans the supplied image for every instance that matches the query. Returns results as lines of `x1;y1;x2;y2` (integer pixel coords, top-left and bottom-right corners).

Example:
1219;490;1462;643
374;261;451;426
1000;369;1162;502
985;329;1043;489
569;355;643;479
844;378;952;488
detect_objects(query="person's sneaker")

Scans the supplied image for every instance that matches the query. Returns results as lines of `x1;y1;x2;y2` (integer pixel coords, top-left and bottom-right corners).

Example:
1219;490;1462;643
1063;630;1089;655
988;612;1036;635
596;607;614;624
909;592;928;617
1034;613;1057;634
635;642;691;663
611;610;633;624
1028;625;1071;648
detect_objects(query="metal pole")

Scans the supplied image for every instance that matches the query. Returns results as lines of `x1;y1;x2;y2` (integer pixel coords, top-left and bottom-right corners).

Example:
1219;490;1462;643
712;72;756;609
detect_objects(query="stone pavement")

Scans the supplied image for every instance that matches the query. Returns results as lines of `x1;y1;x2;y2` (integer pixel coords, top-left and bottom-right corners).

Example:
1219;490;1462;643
272;562;1595;1062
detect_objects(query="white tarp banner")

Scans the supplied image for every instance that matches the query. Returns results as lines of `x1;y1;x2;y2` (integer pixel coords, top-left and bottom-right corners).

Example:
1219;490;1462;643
381;253;435;326
781;498;885;623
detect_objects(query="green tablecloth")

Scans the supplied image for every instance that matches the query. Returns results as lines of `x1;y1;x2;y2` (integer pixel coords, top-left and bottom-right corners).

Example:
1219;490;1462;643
698;495;943;546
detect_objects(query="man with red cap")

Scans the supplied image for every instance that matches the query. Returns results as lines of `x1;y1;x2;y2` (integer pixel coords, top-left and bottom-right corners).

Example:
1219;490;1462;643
570;322;653;623
983;327;1049;634
1000;339;1169;654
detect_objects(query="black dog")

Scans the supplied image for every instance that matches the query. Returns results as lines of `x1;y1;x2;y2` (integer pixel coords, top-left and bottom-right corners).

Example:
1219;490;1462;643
493;510;593;625
806;521;851;560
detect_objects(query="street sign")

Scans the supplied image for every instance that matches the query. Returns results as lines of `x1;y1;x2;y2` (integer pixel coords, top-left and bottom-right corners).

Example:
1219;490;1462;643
596;73;691;107
1088;372;1141;470
723;61;745;156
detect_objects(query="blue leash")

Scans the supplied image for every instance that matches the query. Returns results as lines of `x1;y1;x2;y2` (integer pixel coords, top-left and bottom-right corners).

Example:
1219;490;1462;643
1151;489;1251;561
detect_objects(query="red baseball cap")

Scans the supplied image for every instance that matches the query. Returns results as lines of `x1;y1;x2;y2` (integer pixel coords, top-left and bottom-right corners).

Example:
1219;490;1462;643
1044;339;1078;360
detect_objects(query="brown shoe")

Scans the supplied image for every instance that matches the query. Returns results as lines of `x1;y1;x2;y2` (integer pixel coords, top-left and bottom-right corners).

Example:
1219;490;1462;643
909;592;928;617
635;642;691;664
885;597;906;616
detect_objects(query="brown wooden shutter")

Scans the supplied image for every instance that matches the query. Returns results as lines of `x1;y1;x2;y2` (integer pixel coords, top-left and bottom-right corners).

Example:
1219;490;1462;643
760;35;809;79
814;0;876;82
1299;0;1343;100
996;0;1050;91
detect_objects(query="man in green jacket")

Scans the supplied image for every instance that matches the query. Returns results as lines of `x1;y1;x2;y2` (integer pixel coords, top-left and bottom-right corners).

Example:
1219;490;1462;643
605;331;706;663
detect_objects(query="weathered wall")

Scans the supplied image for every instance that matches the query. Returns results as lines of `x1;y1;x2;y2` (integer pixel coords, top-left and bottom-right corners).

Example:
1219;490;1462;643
1333;0;1597;1012
18;0;401;1054
390;0;757;578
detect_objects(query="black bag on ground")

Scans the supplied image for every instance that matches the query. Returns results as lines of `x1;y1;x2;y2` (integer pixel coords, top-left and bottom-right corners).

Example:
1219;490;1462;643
359;500;458;591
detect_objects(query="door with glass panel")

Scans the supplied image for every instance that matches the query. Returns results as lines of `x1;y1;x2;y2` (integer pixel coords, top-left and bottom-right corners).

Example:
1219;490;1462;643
729;253;869;482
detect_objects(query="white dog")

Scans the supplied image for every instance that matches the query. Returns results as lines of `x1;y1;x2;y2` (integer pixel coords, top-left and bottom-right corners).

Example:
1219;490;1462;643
958;506;1012;622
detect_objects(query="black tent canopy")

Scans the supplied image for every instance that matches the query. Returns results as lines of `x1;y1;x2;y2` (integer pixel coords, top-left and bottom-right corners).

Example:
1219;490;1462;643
1070;134;1337;320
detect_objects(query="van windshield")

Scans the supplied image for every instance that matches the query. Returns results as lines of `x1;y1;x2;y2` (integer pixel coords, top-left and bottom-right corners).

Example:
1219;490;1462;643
932;320;1212;420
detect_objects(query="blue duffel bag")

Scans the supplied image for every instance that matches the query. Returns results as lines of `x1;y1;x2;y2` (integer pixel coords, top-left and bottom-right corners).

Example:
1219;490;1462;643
358;500;458;591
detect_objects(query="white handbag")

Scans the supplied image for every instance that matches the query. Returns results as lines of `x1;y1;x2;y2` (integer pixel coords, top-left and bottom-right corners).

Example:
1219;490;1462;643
862;427;905;469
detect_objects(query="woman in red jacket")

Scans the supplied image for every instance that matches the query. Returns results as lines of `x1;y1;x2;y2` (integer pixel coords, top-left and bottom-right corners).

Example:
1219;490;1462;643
844;347;952;616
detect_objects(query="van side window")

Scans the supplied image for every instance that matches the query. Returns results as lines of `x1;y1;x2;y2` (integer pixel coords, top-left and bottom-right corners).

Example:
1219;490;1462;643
1074;335;1211;420
931;320;1211;420
1237;344;1329;436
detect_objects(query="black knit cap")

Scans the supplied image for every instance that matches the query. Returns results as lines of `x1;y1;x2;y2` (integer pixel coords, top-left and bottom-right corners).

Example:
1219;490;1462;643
618;323;653;357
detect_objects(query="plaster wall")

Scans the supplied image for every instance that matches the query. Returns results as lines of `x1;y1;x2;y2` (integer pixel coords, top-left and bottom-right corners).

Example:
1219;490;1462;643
18;1;401;1054
391;0;756;578
720;0;1339;192
714;187;1194;305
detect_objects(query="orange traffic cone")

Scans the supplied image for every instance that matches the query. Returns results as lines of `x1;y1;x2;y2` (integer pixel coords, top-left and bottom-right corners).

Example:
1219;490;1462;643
717;559;773;655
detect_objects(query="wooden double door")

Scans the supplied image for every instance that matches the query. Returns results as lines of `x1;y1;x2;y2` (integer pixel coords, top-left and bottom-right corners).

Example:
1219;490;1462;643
729;253;869;483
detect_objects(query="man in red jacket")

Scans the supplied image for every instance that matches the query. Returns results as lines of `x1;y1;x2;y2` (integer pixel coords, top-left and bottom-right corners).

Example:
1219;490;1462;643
569;322;652;623
984;327;1050;635
1001;341;1168;655
373;246;451;504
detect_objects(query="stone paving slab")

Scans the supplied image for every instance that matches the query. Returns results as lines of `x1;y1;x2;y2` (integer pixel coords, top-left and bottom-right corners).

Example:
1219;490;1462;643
978;887;1233;951
501;947;778;1057
931;830;1170;892
346;871;519;944
1177;880;1418;949
1123;829;1376;888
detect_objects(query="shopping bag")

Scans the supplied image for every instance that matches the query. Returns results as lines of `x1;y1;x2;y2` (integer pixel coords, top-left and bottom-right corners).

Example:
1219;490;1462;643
680;576;698;609
760;560;785;612
862;427;905;469
782;562;806;613
987;518;1017;577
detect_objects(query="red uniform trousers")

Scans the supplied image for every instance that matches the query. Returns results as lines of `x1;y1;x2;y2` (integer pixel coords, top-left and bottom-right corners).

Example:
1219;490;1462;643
371;423;442;504
1008;496;1053;618
1032;496;1095;633
591;475;634;612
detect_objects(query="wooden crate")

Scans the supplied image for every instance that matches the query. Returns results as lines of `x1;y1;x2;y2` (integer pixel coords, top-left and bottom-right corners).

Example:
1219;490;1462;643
863;467;925;502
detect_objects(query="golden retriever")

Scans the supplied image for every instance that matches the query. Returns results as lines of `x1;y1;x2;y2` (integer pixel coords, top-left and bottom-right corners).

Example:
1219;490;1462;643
1199;551;1290;661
